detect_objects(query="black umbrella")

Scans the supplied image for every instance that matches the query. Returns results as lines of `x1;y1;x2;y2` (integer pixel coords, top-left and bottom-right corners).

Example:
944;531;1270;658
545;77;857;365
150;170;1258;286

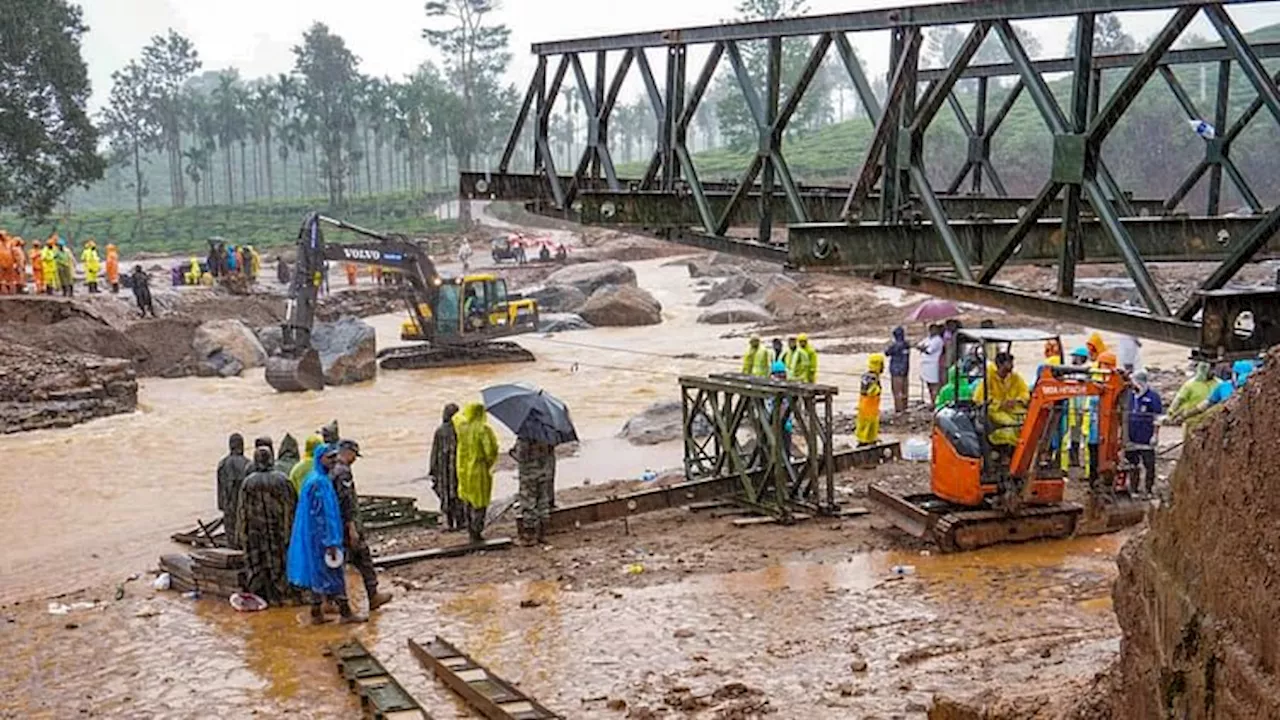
481;382;579;446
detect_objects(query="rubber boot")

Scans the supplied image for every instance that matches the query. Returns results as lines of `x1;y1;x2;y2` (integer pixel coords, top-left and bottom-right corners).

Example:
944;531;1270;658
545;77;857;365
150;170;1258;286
516;523;537;547
367;585;394;612
338;598;367;624
310;602;331;625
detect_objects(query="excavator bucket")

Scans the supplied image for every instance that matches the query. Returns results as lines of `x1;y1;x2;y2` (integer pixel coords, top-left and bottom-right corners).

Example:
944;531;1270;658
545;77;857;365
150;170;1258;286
265;350;325;392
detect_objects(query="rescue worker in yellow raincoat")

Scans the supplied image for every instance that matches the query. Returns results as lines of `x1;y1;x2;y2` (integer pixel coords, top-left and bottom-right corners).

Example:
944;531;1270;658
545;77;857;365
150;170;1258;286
41;238;59;294
855;354;885;446
81;240;102;293
30;240;45;293
12;238;27;294
454;402;498;545
741;336;773;377
185;257;201;285
0;232;14;294
247;245;262;280
1085;331;1107;364
105;244;120;292
797;333;819;383
54;239;74;297
971;351;1031;447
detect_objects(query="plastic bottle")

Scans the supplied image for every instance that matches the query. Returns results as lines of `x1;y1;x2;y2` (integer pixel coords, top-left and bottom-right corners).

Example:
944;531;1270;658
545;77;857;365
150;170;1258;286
1188;119;1216;140
890;565;916;576
640;469;658;482
903;437;931;462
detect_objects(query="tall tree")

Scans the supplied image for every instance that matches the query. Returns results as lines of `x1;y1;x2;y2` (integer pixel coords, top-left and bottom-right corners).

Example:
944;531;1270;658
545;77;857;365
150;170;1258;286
423;0;514;172
714;0;832;150
102;61;160;220
140;30;201;208
1066;13;1136;56
293;23;360;208
0;0;105;217
211;71;245;204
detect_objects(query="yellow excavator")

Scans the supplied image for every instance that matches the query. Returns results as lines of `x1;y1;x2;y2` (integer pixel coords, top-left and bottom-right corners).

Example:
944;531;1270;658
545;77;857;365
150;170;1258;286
265;213;539;392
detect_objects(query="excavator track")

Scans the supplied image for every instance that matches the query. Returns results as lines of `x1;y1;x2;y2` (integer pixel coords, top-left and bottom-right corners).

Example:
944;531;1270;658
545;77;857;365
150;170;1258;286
868;483;1083;552
377;341;535;371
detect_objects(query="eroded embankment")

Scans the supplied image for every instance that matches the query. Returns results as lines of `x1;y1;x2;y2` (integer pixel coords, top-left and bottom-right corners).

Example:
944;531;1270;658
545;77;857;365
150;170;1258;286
1111;347;1280;718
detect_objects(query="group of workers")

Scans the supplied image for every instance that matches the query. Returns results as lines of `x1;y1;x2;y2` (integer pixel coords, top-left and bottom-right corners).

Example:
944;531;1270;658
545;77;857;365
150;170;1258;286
0;232;122;296
187;241;261;286
741;335;819;383
216;421;392;624
426;401;558;547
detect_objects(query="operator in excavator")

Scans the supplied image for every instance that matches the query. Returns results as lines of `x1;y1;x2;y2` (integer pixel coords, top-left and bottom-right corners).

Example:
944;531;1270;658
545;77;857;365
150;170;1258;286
970;351;1030;447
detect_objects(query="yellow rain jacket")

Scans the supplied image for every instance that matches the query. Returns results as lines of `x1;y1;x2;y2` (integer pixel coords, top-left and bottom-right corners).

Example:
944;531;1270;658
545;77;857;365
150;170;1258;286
81;245;101;283
41;245;59;287
855;354;884;445
789;334;818;383
454;402;498;509
972;367;1031;446
289;434;323;496
741;341;773;377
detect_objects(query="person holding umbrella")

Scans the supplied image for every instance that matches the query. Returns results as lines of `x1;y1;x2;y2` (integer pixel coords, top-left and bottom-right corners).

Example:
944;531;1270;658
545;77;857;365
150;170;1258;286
482;383;579;546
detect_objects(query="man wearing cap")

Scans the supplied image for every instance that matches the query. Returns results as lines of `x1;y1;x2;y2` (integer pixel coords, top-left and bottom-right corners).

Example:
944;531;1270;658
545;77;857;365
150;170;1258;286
330;439;393;612
1125;372;1163;498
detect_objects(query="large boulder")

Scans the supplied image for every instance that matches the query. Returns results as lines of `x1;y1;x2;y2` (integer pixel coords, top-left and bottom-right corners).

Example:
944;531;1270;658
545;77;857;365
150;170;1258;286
311;317;377;385
255;325;284;357
697;275;761;307
526;284;588;313
192;319;267;370
537;313;593;333
761;283;811;320
697;299;773;325
578;285;663;327
619;401;711;445
681;253;749;278
545;261;637;295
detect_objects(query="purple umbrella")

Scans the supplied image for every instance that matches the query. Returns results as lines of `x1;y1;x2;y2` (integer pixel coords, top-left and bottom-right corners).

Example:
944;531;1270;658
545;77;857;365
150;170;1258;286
905;299;961;323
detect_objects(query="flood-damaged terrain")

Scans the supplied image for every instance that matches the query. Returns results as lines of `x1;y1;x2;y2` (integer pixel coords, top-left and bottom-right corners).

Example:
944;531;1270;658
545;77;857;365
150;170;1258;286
2;209;1278;719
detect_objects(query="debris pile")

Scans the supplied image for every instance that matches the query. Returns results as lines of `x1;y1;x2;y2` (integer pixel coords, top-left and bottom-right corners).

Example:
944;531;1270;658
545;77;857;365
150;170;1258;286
1110;348;1280;718
159;548;245;598
0;343;137;433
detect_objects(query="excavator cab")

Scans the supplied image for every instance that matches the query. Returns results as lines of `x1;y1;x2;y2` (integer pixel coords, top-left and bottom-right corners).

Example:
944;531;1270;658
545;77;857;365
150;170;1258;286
931;328;1074;509
401;274;538;341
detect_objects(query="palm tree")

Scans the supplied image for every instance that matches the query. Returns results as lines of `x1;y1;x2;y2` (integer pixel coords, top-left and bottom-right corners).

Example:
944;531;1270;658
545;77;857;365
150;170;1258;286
273;74;298;199
212;71;244;204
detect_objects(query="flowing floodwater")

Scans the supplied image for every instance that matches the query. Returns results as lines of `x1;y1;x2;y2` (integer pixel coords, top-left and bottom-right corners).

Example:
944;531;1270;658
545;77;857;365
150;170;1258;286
0;255;883;603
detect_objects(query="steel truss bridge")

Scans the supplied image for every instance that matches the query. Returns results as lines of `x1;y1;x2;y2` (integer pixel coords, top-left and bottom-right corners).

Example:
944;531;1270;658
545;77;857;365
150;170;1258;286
463;0;1280;357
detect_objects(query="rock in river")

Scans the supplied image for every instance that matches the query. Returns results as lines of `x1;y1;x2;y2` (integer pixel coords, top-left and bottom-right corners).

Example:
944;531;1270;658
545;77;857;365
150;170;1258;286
619;401;711;445
578;285;662;327
545;261;637;296
311;317;377;385
526;284;588;313
538;313;593;333
192;319;267;370
697;275;761;307
697;299;773;325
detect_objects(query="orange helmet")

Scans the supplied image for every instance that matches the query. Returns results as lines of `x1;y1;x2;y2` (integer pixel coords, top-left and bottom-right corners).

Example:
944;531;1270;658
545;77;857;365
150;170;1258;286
1097;351;1118;369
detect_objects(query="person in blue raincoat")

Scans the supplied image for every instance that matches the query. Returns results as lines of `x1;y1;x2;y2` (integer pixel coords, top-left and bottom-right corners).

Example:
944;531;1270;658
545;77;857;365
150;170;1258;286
287;443;364;624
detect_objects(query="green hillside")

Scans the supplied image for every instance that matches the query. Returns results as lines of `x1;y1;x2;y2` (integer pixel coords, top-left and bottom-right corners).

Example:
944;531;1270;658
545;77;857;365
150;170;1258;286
0;191;459;256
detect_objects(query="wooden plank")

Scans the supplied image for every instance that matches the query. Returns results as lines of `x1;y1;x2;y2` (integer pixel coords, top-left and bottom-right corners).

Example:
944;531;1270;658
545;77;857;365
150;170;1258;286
838;506;871;517
372;538;513;569
408;636;562;720
686;500;736;512
732;513;812;527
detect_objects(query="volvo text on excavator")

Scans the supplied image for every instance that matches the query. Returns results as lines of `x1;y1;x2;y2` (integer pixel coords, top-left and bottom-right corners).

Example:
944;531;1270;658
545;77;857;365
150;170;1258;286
265;213;539;392
869;328;1147;551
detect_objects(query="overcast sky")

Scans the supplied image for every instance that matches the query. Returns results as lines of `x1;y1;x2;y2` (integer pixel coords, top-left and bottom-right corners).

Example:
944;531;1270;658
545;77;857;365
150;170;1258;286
79;0;1280;113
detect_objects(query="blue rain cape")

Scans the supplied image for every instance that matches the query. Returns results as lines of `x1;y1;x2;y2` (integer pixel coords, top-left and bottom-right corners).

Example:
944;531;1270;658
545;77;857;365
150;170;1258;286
286;444;346;596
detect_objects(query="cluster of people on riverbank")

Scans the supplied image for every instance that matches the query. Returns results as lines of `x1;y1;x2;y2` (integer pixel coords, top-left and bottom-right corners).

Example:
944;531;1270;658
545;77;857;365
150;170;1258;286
0;232;122;296
216;421;391;624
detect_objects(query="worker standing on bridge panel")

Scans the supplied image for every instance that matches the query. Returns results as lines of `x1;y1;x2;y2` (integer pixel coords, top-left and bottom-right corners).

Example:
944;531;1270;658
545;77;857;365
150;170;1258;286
855;354;885;447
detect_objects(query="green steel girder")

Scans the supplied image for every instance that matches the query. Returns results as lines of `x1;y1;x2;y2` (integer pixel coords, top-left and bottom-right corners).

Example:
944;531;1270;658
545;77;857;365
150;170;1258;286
786;216;1280;272
568;188;1170;227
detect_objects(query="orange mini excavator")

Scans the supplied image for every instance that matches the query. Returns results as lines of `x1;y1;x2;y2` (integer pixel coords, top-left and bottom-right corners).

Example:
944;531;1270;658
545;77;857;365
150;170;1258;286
870;328;1147;552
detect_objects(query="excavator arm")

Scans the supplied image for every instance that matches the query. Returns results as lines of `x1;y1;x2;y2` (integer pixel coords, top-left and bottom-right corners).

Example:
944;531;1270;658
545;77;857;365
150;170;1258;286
269;212;444;391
